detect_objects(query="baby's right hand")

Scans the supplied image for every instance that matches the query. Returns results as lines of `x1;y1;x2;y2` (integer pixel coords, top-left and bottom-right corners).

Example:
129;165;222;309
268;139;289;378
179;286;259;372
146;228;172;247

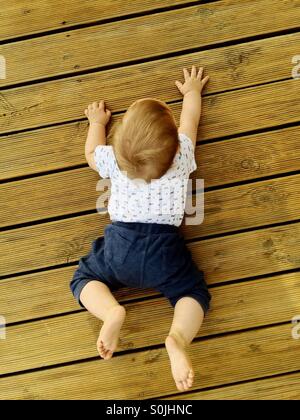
175;66;209;96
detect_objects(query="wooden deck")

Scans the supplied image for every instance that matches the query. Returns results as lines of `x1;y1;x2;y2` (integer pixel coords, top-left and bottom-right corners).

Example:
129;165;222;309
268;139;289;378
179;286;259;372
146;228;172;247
0;0;300;400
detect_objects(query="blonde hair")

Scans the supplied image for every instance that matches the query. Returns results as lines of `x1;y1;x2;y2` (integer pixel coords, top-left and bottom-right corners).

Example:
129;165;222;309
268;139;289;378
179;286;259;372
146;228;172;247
110;98;179;183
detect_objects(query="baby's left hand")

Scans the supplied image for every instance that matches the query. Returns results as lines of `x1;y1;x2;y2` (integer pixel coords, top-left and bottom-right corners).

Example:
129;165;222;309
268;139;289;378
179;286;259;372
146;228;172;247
84;100;111;126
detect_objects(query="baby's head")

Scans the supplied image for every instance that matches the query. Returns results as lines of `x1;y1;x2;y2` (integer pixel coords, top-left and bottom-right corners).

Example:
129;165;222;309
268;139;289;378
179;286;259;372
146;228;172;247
112;98;179;183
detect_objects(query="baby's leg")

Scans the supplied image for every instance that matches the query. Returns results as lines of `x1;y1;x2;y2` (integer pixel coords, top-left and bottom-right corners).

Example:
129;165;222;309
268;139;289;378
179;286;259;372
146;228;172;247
165;296;204;392
80;280;126;360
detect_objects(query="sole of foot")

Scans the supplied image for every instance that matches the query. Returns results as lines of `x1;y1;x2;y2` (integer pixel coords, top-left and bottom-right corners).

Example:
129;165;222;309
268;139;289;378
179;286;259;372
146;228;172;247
97;305;126;360
165;335;194;392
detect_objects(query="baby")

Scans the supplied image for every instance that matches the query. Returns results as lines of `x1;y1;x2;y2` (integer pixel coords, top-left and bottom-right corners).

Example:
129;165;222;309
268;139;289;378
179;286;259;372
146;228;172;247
70;65;211;392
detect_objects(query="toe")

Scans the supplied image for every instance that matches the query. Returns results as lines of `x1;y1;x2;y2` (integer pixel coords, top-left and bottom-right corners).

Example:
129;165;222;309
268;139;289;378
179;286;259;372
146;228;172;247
176;381;185;392
97;340;104;350
98;345;104;354
98;344;108;358
105;350;113;360
187;377;193;387
187;371;194;387
99;352;105;359
102;347;109;355
182;380;189;391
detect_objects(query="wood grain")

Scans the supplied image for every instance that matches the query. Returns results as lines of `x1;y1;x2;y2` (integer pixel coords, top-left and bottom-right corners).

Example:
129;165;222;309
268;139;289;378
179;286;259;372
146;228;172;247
2;262;299;326
1;213;299;279
1;122;299;182
163;372;300;400
0;266;158;324
0;0;299;402
2;170;300;238
1;12;299;86
0;0;202;41
0;324;298;399
1;272;299;374
0;74;299;138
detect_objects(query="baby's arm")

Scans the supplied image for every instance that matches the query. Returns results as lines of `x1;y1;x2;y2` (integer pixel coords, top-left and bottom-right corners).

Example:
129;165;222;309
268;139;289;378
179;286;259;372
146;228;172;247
175;66;209;148
84;101;111;171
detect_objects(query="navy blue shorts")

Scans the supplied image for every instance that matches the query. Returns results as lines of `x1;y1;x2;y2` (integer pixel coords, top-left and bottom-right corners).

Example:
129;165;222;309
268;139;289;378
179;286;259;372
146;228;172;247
70;222;211;314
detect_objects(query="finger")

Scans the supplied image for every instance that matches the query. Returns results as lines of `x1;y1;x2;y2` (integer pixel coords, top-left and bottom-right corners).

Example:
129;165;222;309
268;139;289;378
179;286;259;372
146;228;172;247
84;109;88;116
92;101;98;109
99;100;105;109
175;80;183;90
197;67;204;79
183;67;190;81
191;65;197;78
88;103;93;111
106;109;111;118
202;75;210;88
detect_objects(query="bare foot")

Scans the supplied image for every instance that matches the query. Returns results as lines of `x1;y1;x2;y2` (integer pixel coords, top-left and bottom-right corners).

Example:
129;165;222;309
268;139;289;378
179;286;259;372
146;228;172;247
97;305;126;360
165;334;194;392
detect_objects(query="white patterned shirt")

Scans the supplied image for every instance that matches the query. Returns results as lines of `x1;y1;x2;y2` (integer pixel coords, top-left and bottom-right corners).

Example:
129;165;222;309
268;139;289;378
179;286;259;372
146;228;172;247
94;133;197;227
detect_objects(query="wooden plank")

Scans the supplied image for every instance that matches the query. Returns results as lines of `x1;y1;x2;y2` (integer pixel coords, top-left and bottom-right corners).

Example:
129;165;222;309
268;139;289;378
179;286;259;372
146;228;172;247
185;174;300;239
0;168;100;227
1;6;299;86
194;223;300;285
2;170;300;237
1;260;299;325
0;76;299;137
0;121;88;180
199;79;300;141
1;34;299;179
1;213;299;279
0;324;298;399
1;27;300;132
1;273;299;374
0;0;298;402
0;0;200;42
197;126;300;187
163;372;300;400
0;266;158;324
1;121;299;182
